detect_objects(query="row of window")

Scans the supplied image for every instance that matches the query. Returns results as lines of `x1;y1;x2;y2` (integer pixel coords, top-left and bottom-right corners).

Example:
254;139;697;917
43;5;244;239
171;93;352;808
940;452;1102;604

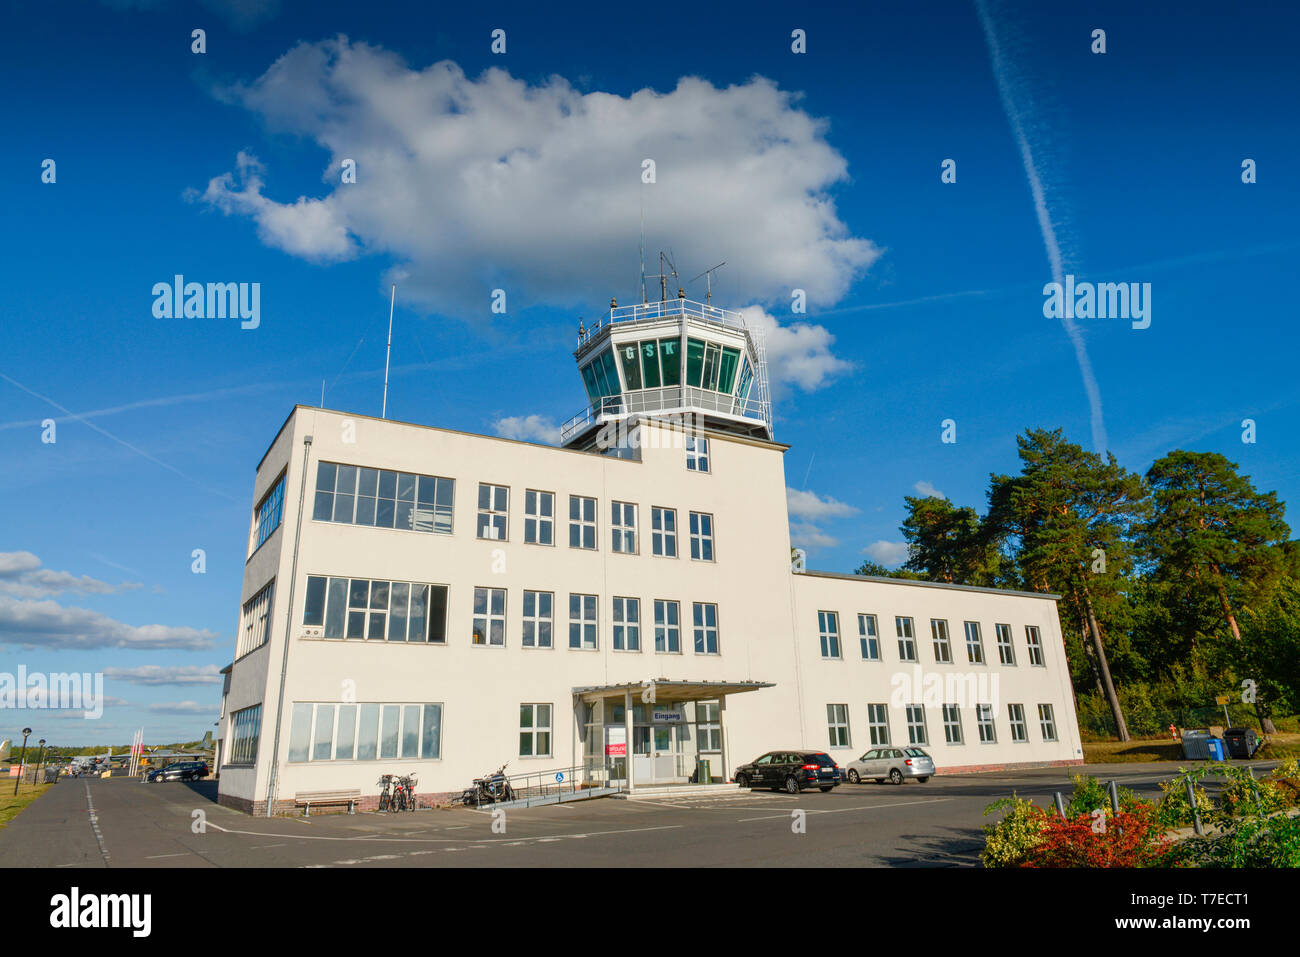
310;461;717;557
825;702;1059;749
297;576;723;654
287;701;443;763
818;612;1046;667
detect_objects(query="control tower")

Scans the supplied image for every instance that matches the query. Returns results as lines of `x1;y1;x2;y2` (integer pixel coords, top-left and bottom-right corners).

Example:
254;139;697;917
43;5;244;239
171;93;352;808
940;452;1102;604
560;293;773;450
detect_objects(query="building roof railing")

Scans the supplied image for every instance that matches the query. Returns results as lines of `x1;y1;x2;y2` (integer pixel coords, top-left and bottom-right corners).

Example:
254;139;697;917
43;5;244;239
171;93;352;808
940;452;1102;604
559;386;770;444
576;297;748;351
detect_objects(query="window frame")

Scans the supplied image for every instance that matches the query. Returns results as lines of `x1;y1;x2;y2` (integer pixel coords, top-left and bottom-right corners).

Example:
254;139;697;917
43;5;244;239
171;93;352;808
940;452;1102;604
818;610;841;659
568;593;598;650
692;602;719;655
942;703;964;745
611;500;638;554
1008;703;1028;743
905;704;929;746
685;435;710;472
653;599;681;654
688;511;715;561
930;618;952;664
568;494;598;551
1025;625;1046;667
472;586;507;647
252;472;286;553
895;616;917;662
827;703;851;749
476;483;510;541
1038;703;1058;741
964;620;986;665
858;613;881;660
995;623;1016;665
519;703;553;758
521;590;554;649
612;596;641;652
523;489;555;546
867;703;891;746
650;506;678;558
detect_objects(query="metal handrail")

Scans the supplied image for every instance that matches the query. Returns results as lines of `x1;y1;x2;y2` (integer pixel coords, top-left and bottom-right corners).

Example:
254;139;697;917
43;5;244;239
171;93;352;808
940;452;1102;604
559;387;770;443
494;760;624;803
578;298;747;348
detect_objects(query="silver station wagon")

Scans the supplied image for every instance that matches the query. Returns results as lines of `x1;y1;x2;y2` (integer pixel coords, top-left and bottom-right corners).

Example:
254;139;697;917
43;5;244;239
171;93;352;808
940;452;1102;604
844;747;935;785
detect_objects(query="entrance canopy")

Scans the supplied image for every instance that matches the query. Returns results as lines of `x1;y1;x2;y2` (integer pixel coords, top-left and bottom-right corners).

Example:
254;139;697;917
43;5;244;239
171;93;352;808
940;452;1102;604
572;678;773;702
572;679;774;791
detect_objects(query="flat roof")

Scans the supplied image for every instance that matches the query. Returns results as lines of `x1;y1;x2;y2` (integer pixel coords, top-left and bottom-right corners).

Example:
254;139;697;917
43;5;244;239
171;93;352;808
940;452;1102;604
798;568;1060;601
256;404;788;473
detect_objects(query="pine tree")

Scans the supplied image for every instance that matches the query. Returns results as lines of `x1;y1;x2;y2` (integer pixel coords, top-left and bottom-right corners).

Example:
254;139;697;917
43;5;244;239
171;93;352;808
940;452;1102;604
899;495;1003;586
1141;450;1290;642
987;428;1148;741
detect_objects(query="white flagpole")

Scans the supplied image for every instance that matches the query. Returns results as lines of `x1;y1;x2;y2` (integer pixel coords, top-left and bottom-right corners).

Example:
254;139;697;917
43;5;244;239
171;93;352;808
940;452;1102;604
381;283;396;419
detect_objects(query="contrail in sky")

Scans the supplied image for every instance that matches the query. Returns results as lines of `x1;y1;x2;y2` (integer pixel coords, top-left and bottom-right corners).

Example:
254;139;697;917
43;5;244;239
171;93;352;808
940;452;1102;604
975;0;1108;453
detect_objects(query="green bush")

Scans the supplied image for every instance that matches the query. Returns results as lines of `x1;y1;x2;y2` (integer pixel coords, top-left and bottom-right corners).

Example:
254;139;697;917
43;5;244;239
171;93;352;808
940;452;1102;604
1155;775;1213;829
1065;774;1142;818
981;795;1047;868
1175;813;1300;868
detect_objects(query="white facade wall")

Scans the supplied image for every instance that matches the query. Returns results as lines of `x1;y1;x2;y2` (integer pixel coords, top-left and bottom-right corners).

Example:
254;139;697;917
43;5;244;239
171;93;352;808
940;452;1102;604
217;406;1081;814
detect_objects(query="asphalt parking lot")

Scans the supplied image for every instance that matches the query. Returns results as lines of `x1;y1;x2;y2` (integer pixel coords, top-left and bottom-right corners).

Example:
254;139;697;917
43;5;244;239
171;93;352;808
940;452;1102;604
0;760;1276;868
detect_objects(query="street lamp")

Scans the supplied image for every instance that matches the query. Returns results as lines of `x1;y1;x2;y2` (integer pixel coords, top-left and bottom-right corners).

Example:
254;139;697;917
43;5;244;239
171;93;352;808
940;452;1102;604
13;728;32;796
35;739;47;781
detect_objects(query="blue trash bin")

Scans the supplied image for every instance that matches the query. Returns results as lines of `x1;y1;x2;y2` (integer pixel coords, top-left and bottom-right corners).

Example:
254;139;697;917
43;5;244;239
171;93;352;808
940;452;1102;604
1207;738;1226;761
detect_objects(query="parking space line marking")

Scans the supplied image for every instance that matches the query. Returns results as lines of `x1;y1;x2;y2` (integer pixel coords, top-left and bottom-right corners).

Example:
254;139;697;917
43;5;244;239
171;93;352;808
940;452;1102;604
206;820;683;845
145;852;191;859
736;797;952;822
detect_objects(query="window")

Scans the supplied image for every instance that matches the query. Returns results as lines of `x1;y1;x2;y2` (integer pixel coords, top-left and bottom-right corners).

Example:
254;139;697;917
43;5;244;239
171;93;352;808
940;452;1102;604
305;576;447;643
996;623;1016;665
476;483;509;540
906;705;929;746
569;495;597;550
818;610;841;658
977;703;997;743
522;591;553;648
930;619;952;663
288;702;441;762
253;474;285;550
858;614;880;660
1026;626;1046;666
523;490;554;545
651;507;678;557
313;463;453;534
1038;704;1058;741
519;703;552;757
611;501;637;553
827;704;850;748
964;621;985;664
692;602;719;654
896;616;917;662
472;587;506;646
653;599;680;653
569;593;597;649
867;703;890;745
685;435;710;472
696;702;722;751
237;581;274;658
942;704;964;745
688;512;714;561
613;597;640;651
228;704;262;766
1008;704;1028;742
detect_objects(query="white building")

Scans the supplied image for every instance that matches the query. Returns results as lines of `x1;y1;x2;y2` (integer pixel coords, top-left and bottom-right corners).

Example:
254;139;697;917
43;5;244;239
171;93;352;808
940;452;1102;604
216;297;1082;814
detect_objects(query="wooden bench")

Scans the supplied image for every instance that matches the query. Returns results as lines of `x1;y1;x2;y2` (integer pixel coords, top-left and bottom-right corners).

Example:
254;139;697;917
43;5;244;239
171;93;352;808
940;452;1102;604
294;788;361;816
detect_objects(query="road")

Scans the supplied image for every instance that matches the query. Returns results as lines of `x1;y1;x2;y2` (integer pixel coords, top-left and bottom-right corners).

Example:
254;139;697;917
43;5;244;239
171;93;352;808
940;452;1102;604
0;760;1275;868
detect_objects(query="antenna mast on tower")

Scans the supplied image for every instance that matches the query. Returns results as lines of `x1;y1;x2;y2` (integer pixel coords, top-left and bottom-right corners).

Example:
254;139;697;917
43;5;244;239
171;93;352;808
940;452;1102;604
689;262;727;305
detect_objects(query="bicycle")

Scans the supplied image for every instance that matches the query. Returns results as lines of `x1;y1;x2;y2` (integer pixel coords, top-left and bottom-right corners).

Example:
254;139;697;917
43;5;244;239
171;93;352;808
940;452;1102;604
377;773;395;812
397;773;418;811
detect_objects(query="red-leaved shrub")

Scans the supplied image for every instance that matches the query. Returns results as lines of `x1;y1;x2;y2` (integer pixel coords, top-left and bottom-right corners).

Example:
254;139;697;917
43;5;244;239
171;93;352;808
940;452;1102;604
1021;804;1173;868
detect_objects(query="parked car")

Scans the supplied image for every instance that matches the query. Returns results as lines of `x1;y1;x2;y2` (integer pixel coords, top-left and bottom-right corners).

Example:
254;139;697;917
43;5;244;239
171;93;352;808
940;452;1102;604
733;750;842;793
146;761;209;783
844;747;934;785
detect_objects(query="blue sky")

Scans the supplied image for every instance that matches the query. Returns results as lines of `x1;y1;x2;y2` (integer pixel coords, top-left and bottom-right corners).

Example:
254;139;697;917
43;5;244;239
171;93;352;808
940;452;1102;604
2;0;1296;745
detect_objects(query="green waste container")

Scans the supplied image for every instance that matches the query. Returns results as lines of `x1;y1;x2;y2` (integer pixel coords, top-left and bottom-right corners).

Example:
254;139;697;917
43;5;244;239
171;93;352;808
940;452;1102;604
695;759;711;784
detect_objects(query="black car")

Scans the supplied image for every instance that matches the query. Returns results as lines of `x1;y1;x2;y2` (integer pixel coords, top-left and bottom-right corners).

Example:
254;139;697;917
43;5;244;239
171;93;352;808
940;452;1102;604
733;750;842;793
147;761;209;783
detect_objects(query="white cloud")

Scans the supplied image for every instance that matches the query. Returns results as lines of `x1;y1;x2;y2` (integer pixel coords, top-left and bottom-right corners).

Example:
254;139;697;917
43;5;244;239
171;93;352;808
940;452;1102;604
863;540;909;567
789;523;839;550
786;488;858;521
913;480;944;499
196;37;880;317
742;307;854;394
147;701;215;715
0;552;139;600
492;414;562;445
0;597;216;651
104;665;223;687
